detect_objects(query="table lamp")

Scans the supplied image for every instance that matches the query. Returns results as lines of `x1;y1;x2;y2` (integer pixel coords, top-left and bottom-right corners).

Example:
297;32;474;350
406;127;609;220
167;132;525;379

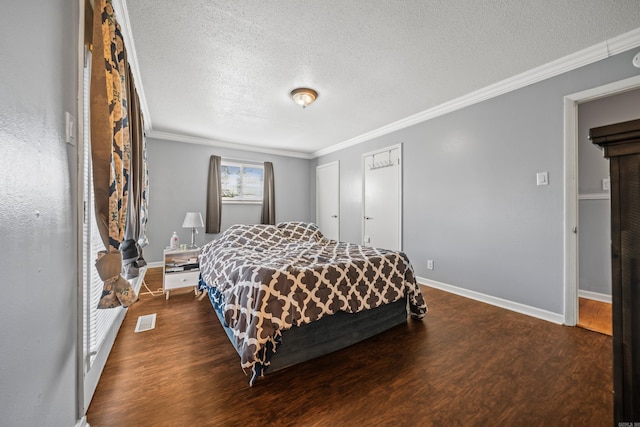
182;212;204;249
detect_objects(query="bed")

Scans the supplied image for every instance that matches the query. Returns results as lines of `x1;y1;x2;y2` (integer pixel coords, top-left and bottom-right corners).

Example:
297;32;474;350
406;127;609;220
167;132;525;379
198;222;427;385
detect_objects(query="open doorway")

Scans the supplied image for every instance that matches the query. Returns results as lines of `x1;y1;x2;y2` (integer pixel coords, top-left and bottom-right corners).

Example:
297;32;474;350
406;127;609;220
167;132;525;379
563;75;640;329
577;88;640;335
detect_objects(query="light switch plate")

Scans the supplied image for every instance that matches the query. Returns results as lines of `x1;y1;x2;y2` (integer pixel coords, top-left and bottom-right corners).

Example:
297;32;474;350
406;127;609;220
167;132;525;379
536;172;549;186
602;178;610;191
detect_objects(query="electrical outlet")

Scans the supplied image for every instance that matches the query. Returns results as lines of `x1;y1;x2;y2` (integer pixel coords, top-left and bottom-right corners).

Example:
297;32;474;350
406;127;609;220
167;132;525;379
427;260;434;270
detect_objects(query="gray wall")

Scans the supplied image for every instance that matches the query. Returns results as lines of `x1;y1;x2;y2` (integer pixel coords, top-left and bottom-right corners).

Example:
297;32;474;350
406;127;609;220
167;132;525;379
0;1;80;426
145;138;313;262
578;89;640;193
577;88;640;296
314;49;640;315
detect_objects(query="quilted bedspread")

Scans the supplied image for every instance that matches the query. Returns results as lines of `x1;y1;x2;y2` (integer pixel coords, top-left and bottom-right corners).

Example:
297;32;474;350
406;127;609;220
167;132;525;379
198;222;427;384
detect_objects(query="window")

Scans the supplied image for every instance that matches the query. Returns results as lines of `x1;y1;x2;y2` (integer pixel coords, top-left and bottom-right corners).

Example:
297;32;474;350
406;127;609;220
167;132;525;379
221;162;264;202
81;47;123;408
82;49;121;373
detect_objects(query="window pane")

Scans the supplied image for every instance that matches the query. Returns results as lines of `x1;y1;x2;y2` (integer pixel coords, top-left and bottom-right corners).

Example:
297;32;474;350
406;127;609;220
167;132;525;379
221;165;241;199
242;166;263;200
221;162;264;202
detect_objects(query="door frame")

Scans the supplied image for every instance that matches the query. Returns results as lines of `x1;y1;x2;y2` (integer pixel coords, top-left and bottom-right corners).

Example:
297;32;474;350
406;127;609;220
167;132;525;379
316;160;340;241
361;143;403;249
563;74;640;325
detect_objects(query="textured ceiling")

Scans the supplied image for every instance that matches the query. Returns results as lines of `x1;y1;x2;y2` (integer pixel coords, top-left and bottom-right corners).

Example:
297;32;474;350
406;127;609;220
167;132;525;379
124;1;640;156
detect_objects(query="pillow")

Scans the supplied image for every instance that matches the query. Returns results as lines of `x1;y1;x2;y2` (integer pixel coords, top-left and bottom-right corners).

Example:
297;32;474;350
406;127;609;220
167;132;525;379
276;222;325;243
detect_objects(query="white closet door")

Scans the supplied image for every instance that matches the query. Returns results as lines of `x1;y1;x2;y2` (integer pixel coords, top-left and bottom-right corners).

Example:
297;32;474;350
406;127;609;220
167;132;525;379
316;161;340;240
362;145;402;251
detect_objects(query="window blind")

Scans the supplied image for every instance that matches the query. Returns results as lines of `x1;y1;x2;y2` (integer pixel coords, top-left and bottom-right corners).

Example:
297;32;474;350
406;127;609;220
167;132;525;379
81;50;119;373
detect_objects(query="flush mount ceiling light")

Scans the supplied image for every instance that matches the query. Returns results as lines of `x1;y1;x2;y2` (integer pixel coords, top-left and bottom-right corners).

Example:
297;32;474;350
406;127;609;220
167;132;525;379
290;88;318;108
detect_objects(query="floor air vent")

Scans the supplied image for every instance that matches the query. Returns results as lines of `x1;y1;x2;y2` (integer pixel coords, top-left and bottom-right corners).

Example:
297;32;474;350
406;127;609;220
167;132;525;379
134;313;157;333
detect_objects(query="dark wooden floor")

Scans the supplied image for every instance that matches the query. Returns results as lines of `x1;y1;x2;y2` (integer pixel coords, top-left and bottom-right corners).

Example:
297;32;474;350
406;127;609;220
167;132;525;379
578;298;613;336
87;269;613;426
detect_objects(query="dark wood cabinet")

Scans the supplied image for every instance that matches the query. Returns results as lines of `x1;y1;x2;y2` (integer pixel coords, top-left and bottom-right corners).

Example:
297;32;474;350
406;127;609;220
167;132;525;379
590;118;640;425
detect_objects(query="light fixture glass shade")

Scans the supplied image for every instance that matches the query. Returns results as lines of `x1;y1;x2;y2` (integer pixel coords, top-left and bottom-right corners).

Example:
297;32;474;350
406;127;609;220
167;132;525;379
182;212;204;248
290;88;318;108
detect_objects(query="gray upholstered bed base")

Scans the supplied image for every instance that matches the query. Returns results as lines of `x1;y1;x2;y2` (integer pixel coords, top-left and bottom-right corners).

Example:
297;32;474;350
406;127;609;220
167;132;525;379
212;298;409;374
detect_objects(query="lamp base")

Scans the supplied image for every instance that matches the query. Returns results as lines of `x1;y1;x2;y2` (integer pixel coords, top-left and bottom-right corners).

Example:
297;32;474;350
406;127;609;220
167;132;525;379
188;227;198;249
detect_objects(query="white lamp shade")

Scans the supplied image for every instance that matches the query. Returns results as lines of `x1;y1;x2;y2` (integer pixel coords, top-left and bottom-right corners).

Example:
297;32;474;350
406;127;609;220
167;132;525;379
182;212;204;228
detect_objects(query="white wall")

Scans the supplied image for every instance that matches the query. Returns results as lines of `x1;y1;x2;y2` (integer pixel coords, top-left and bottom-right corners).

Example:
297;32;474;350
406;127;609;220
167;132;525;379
144;138;313;263
0;1;80;426
314;48;640;316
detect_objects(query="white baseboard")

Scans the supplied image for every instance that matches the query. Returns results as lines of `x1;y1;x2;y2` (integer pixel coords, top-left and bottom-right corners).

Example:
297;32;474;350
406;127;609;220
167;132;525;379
578;289;612;304
75;415;88;427
417;276;564;325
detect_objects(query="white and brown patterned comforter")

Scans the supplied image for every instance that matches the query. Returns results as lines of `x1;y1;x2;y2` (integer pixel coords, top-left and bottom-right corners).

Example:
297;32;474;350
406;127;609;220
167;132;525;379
199;222;427;383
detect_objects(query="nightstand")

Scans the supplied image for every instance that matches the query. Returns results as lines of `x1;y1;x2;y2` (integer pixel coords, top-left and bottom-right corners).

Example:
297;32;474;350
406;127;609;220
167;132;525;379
163;247;201;300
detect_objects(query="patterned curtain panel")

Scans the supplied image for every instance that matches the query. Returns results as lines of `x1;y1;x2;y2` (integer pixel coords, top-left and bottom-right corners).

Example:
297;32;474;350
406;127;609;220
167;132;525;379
121;67;149;279
139;132;149;245
261;161;275;225
206;155;222;234
124;68;139;242
90;0;137;308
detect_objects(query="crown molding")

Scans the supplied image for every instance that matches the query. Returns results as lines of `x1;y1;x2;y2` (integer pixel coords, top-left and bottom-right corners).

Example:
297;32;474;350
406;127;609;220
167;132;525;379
313;27;640;158
112;0;310;159
608;26;640;56
147;130;314;159
109;1;640;161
